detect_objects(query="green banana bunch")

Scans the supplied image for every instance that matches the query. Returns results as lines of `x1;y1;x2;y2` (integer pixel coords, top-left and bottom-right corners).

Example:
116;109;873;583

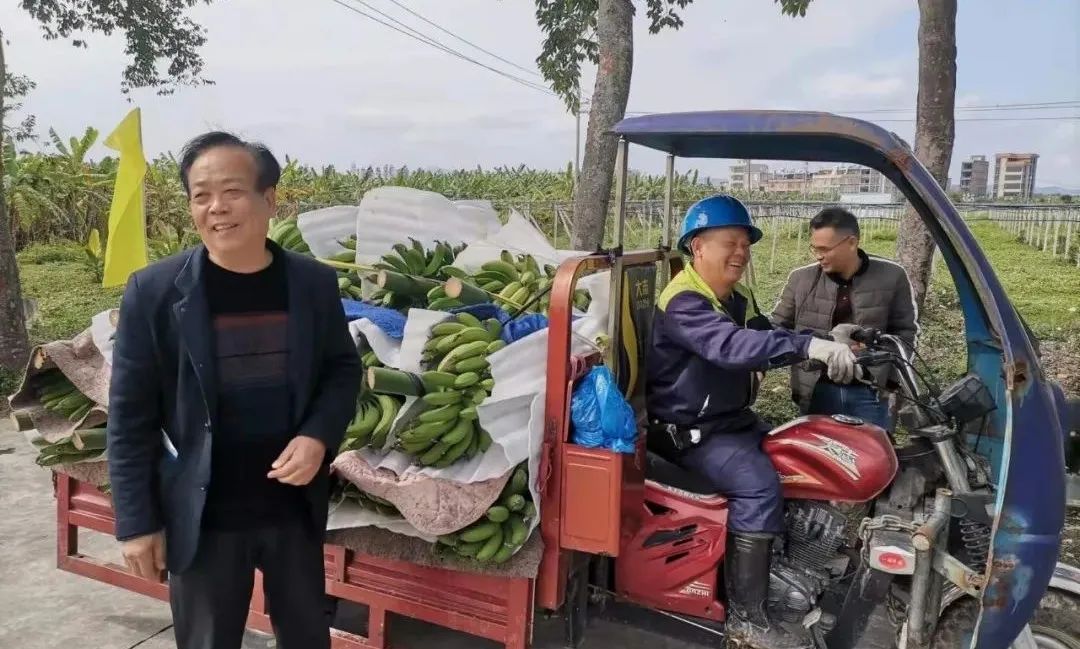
337;271;366;300
435;463;535;563
360;350;383;369
370;239;464;310
316;235;363;299
392;313;502;467
453;251;591;315
267;217;312;255
35;370;95;422
35;427;107;467
338;392;402;453
326;236;358;263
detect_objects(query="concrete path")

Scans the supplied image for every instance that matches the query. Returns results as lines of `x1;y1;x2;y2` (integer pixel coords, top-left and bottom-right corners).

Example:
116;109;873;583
0;422;704;649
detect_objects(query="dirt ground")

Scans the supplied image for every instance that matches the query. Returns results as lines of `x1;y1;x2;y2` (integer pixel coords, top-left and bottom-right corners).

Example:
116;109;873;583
1061;509;1080;565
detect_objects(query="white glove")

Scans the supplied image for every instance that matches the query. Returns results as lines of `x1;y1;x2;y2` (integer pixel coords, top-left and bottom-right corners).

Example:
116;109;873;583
830;323;862;346
808;338;858;384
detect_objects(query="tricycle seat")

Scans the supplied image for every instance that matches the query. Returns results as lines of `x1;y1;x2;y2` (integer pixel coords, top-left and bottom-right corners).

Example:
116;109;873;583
645;450;720;497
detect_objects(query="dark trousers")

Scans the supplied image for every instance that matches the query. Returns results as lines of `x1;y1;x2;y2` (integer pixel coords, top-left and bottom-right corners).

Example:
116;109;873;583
676;421;784;534
169;520;330;649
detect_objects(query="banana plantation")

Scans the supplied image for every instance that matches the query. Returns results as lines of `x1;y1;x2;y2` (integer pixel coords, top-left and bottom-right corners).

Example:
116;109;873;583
3;126;847;257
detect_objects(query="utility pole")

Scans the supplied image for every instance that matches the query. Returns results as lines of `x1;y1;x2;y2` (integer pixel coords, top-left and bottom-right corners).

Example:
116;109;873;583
745;158;752;195
803;161;810;200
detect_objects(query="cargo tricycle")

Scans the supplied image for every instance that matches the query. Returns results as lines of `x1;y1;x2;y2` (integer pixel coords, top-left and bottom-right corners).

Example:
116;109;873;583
540;110;1078;649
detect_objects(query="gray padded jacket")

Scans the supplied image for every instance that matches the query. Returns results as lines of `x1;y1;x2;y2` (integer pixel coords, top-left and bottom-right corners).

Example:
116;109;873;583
770;250;918;411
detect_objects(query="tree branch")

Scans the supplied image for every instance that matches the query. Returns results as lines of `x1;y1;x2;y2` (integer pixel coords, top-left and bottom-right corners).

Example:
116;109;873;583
18;0;213;94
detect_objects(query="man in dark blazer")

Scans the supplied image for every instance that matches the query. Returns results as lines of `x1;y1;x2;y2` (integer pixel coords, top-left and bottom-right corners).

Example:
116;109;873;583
106;131;361;649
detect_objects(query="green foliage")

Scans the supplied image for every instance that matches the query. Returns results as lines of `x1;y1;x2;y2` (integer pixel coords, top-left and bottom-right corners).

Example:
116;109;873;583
3;138;65;238
18;0;213;94
776;0;813;18
3;73;38;141
148;228;201;261
17;241;85;264
531;0;698;112
645;1;695;32
3;127;114;246
83;228;103;282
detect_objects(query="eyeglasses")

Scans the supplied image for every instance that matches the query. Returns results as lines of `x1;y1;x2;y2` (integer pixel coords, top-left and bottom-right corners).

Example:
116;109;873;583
809;235;853;258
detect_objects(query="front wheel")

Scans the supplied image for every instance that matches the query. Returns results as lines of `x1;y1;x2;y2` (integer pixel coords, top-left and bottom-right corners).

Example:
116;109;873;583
931;590;1080;649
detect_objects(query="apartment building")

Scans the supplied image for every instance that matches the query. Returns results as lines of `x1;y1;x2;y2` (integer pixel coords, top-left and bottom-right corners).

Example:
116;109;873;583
729;162;770;191
764;169;811;193
809;165;890;194
959;155;990;198
993;153;1038;199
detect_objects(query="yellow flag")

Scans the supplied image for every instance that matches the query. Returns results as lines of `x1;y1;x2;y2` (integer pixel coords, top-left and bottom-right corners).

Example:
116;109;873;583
102;108;149;287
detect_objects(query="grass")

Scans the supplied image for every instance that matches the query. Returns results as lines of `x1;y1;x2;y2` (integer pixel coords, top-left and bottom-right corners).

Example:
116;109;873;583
963;222;1080;336
17;242;123;345
1;242;121;398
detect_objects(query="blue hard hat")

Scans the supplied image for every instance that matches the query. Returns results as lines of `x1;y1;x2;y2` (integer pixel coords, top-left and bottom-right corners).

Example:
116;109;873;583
677;195;763;254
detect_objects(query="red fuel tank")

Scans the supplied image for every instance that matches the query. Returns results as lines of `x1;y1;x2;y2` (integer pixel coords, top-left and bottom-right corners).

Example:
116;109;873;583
764;415;898;502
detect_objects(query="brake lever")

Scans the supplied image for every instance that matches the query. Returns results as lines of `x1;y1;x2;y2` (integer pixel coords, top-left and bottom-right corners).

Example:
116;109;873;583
855;350;895;367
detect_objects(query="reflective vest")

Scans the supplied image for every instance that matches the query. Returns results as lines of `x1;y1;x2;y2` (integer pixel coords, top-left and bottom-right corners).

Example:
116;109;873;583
657;263;763;327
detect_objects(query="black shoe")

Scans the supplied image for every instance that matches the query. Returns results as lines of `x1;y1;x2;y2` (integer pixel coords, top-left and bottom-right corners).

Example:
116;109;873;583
724;531;813;649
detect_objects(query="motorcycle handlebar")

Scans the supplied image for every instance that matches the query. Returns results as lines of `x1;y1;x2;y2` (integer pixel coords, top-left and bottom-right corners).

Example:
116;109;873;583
806;350;892;372
849;327;882;345
805;352;893;389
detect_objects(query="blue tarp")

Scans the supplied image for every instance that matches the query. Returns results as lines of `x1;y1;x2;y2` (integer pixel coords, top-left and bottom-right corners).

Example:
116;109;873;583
341;299;407;340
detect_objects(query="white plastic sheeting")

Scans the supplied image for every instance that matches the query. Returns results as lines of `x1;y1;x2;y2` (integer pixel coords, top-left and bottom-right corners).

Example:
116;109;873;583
296;206;360;259
294;189;502;265
354;187;492;264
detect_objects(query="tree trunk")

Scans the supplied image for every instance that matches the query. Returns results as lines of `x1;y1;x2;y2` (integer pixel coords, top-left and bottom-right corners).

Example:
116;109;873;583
896;0;956;312
0;30;31;372
570;0;633;251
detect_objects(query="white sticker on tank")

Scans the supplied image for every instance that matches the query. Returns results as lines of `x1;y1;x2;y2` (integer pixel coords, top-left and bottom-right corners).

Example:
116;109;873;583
811;434;861;479
773;435;861;481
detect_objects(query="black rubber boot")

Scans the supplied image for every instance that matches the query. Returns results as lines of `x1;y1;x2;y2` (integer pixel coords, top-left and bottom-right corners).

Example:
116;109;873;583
723;531;813;649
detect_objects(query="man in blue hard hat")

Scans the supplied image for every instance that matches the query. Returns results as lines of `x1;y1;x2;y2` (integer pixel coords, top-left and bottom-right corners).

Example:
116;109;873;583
646;195;856;649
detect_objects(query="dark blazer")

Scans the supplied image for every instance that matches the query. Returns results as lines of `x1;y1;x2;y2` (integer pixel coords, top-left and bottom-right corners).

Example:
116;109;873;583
106;241;361;572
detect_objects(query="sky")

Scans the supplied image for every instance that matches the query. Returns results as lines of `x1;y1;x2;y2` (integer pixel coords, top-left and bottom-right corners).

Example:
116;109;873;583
2;0;1078;188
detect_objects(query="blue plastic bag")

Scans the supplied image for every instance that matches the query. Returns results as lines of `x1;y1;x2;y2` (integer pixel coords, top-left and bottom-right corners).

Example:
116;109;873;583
501;314;549;344
449;304;549;344
570;366;637;453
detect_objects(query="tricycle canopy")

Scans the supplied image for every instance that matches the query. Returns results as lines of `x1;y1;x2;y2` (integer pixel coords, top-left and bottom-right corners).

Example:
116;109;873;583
609;110;1069;649
614;110;909;165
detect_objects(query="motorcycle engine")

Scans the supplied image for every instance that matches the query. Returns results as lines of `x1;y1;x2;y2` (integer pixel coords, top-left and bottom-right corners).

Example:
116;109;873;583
768;501;867;622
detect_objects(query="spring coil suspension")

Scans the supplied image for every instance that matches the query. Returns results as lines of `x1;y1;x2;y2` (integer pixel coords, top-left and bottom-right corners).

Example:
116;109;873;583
958;517;992;571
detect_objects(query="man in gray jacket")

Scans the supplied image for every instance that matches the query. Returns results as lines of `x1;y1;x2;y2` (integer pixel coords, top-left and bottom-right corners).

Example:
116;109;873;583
771;207;918;429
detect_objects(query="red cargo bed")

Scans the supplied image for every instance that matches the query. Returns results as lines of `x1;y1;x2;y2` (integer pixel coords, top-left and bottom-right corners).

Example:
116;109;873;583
54;473;534;648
